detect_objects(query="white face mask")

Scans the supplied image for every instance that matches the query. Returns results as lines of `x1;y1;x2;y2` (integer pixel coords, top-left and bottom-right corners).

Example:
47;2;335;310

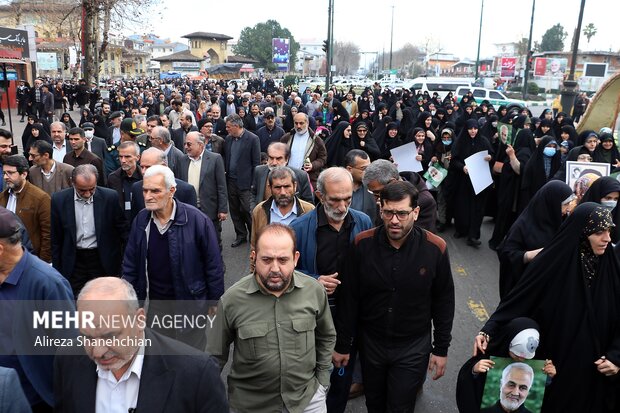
492;121;498;127
601;200;618;210
84;130;94;140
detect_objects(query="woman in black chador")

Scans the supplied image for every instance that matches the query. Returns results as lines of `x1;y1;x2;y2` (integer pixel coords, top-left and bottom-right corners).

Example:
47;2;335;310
476;203;620;413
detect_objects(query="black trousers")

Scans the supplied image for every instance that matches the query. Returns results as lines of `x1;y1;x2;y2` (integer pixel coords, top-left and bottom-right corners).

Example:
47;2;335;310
71;248;107;297
227;179;253;240
360;332;431;413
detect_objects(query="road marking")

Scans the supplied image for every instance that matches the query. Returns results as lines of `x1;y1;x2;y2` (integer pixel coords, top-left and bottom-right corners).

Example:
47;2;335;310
454;265;467;277
467;299;489;322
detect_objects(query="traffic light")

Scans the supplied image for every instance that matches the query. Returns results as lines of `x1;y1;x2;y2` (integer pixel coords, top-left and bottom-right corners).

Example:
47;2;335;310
322;40;329;54
527;51;533;71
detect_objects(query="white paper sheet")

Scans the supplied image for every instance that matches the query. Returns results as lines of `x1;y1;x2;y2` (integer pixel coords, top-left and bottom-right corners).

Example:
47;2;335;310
390;142;423;173
464;150;493;195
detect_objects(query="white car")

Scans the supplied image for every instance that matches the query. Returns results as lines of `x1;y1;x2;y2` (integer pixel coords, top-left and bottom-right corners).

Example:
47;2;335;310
455;86;526;111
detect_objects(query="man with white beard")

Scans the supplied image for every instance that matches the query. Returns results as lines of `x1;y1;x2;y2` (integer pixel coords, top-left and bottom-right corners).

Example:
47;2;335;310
481;363;534;413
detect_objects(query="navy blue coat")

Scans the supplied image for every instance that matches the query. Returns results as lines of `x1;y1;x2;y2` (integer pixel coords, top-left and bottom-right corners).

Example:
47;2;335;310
122;201;224;301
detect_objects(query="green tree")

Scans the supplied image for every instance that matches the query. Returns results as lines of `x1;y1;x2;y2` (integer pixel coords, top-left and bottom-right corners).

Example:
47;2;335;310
515;37;530;56
232;20;299;72
583;23;597;44
539;23;567;52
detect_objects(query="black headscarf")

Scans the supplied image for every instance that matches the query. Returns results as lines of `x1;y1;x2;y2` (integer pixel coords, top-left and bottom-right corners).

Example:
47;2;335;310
579;176;620;243
379;122;403;160
324;122;352;167
595;133;620;167
560;125;578;144
497;181;573;297
520;135;561;209
482;202;620;412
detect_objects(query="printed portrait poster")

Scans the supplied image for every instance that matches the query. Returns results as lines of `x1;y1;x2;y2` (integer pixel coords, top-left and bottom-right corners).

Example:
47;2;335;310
566;161;610;192
497;122;513;146
423;162;448;187
480;357;547;413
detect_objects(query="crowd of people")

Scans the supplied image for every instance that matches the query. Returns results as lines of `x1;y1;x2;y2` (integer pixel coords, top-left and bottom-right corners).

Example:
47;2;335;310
0;74;619;413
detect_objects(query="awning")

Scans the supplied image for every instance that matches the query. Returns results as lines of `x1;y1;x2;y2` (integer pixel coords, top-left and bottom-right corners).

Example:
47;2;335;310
0;57;27;65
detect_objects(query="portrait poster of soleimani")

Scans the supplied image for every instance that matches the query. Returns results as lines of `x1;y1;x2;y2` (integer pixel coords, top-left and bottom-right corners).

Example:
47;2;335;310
480;357;546;413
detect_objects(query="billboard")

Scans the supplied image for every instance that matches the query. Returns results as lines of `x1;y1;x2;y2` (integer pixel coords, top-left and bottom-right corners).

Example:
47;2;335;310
500;57;518;78
533;57;567;78
0;26;29;60
36;52;58;70
272;38;289;71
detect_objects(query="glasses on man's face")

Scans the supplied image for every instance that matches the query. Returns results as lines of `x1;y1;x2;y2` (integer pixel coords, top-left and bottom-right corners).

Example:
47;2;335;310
2;170;19;176
28;152;40;158
381;209;413;221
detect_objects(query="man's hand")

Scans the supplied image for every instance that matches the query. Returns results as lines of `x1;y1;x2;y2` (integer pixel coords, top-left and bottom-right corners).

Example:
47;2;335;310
318;273;340;295
218;212;228;221
332;351;350;368
595;357;619;376
428;355;447;380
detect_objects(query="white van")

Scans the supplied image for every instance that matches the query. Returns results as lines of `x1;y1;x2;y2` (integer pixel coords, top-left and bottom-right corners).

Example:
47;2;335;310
455;86;526;111
405;77;473;100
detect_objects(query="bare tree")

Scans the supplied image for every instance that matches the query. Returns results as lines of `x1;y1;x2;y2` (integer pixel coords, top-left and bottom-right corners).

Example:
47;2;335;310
333;41;360;76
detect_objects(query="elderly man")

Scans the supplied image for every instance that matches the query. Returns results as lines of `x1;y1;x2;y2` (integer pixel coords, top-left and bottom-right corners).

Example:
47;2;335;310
107;141;142;221
481;363;534;413
208;223;336;413
28;140;74;196
177;131;228;250
344;149;376;222
281;112;327;190
54;277;228;413
51;164;128;296
0;154;51;262
129;148;197;220
222;114;261;248
291;167;372;413
123;165;224;348
333;180;454;412
208;105;227;137
363;159;437;231
0;207;74;412
148;126;185;177
251;142;314;208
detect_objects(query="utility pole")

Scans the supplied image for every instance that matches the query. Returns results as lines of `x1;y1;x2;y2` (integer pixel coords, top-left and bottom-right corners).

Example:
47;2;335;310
522;0;535;100
560;0;586;116
324;0;334;92
474;0;484;79
389;5;394;71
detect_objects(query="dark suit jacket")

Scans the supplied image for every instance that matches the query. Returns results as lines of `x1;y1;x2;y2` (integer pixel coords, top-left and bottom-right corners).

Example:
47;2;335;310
211;118;227;137
53;329;229;413
171;125;199;151
130;178;198;221
206;134;225;155
50;186;129;279
222;129;261;191
0;367;31;413
177;151;228;220
166;144;186;177
88;136;108;163
251;164;314;208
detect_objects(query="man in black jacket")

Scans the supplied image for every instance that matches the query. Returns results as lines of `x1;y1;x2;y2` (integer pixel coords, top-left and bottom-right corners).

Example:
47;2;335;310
54;277;228;413
333;180;454;413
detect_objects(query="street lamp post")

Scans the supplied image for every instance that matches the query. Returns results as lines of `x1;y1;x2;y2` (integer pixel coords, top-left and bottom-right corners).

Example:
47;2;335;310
522;0;535;101
389;5;394;71
560;0;587;118
474;0;484;79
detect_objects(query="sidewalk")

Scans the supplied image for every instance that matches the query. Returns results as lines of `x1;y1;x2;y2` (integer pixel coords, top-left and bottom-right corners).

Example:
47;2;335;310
5;110;42;154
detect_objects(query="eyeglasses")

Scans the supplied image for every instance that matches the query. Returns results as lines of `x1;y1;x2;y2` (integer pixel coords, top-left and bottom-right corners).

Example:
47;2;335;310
381;209;413;220
2;170;19;176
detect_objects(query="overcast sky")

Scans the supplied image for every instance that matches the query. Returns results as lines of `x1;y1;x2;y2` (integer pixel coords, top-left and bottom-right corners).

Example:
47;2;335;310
150;0;616;62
